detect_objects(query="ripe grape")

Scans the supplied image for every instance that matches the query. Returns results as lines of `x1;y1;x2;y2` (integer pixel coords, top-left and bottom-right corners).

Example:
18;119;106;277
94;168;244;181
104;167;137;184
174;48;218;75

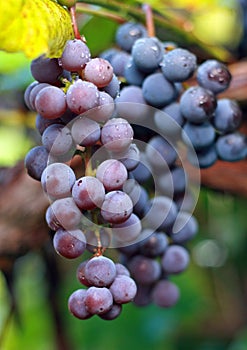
84;256;116;287
115;22;147;52
152;280;180;307
53;228;86;259
109;275;137;303
84;58;114;88
35;85;67;119
30;55;63;84
72;176;105;210
100;191;133;224
161;245;190;274
71;116;101;146
24;146;49;181
68;289;92;320
84;286;113;315
96;159;128;191
61;39;91;71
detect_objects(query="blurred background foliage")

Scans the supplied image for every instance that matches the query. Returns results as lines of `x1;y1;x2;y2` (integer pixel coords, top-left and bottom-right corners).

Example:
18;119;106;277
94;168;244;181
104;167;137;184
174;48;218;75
0;0;247;349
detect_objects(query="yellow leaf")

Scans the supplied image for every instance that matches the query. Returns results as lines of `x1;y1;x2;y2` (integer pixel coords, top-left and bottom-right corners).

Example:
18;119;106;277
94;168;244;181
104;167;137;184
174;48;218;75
0;0;74;59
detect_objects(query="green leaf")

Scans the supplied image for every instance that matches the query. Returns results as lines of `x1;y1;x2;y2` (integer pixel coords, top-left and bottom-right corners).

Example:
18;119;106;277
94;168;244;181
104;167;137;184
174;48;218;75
0;0;74;59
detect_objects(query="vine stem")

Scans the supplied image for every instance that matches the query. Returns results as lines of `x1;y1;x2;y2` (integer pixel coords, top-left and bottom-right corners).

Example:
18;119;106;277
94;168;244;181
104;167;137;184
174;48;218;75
76;3;126;24
142;4;155;37
70;5;83;40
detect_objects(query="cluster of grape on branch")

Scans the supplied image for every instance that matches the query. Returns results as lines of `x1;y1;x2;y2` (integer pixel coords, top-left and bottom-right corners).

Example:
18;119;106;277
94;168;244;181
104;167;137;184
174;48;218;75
23;2;246;321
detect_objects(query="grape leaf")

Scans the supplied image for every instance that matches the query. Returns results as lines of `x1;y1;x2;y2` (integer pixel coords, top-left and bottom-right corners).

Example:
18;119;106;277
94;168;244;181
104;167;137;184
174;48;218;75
0;0;74;59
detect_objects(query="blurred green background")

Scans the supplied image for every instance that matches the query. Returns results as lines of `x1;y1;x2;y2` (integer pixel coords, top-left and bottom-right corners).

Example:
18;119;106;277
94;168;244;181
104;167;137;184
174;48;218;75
1;0;247;349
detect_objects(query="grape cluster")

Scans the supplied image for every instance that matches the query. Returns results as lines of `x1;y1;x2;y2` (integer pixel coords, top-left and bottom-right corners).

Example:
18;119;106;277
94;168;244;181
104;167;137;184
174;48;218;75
102;22;246;168
23;19;245;321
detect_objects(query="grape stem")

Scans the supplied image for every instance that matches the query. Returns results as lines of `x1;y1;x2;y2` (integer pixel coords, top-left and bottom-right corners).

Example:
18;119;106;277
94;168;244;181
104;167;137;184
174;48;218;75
70;5;84;40
143;4;155;37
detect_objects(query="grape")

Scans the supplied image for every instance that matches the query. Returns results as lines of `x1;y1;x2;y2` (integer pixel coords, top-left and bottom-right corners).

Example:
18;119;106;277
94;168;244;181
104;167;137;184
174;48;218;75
101;118;134;153
142;72;177;108
53;228;86;259
72;176;105;210
145;135;177;170
187;144;218;169
35;86;67;119
131;37;164;73
102;74;120;99
212;99;242;133
216;132;247;161
161;245;190;274
41;124;73;156
169;212;198;244
36;114;64;135
152;280;180;307
76;260;92;287
71;116;101;146
29;83;50;111
84;256;116;287
100;191;133;224
182;121;216;150
60;39;91;71
158;166;187;197
129;152;152;184
196;59;232;94
128;255;161;285
145;196;178;231
46;197;82;230
112;143;140;171
30;55;63;84
112;213;142;244
115;86;150;123
41;163;76;199
124;57;148;86
68;289;92;320
160;48;197;82
109;275;137;303
24;146;49;181
115;22;147;52
154;102;185;137
84;58;113;88
115;263;130;277
66;79;100;114
96;159;128;191
86;91;114;123
140;232;169;257
110;51;131;77
24;81;39;110
99;303;122;320
84;286;113;315
179;86;217;123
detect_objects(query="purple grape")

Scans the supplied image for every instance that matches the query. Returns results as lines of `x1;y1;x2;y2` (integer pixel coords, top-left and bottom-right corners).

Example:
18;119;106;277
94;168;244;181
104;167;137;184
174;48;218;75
35;114;64;135
46;197;82;230
84;286;113;315
24;146;49;181
152;280;180;307
61;39;91;71
111;143;140;171
76;260;92;287
102;74;120;99
35;86;67;119
99;303;122;320
71;116;101;146
72;176;105;210
110;51;131;76
24;81;39;110
96;159;128;191
140;232;169;257
111;213;142;245
146;135;177;169
161;245;190;274
115;22;147;52
115;263;130;277
86;91;114;123
66;79;100;114
169;212;198;243
29;83;50;110
41;124;73;156
128;255;161;285
133;284;152;307
84;256;117;287
101;118;134;153
68;289;92;320
109;275;137;303
212;98;242;133
53;228;86;259
31;55;63;84
100;190;133;224
84;58;114;88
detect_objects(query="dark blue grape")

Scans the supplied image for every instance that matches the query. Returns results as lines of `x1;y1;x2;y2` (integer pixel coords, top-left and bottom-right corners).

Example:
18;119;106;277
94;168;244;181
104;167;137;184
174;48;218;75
188;144;218;168
212;99;242;133
115;22;147;52
182;121;215;150
160;48;197;82
216;132;247;161
180;86;217;123
142;72;177;108
24;146;49;181
196;59;231;94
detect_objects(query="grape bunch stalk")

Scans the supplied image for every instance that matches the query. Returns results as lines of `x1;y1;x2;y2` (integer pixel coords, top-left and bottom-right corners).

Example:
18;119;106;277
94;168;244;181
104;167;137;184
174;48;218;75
23;3;246;321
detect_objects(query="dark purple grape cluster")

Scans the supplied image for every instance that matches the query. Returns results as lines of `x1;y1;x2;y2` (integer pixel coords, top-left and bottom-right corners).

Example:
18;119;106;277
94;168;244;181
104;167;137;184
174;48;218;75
23;20;245;322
